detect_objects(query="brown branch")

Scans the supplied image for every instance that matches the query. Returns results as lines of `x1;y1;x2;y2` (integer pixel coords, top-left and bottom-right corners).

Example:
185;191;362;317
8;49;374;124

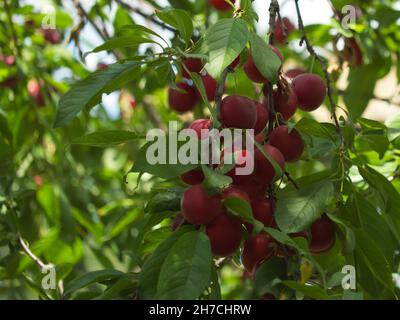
294;0;344;147
142;97;167;132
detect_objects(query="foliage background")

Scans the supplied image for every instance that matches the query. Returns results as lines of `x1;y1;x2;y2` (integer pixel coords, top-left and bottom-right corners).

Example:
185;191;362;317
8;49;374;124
0;0;400;300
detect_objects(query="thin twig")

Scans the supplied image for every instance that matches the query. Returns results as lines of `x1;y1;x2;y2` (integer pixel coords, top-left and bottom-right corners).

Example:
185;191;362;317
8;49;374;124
113;0;176;33
214;67;232;119
72;0;165;130
18;236;47;270
294;0;344;146
285;171;299;189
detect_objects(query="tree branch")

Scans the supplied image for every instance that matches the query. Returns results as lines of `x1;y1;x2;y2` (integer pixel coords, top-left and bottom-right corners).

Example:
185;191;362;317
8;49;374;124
18;235;47;270
294;0;344;148
113;0;176;33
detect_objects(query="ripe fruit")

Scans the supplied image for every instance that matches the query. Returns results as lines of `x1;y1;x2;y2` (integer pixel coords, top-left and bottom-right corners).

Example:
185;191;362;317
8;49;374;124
168;82;199;113
254;144;285;185
309;214;336;254
244;46;283;83
220;95;257;129
262;293;276;300
274;17;295;44
251;198;274;227
209;0;235;11
224;149;254;185
254;102;269;135
201;74;217;101
242;232;273;273
181;169;205;185
41;28;61;44
269;126;304;162
223;186;251;203
0;75;18;88
285;68;305;80
0;55;15;66
182;58;203;78
181;184;223;225
233;178;268;199
27;79;45;106
97;63;108;70
273;87;298;121
188;118;212;139
206;214;243;256
292;73;326;111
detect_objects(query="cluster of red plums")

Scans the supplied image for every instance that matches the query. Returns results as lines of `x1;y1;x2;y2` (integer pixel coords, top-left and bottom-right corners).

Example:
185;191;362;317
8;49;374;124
168;12;337;288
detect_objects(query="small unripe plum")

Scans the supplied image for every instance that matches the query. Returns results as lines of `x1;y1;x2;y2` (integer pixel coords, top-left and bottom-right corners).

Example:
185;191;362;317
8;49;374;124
225;149;254;185
168;82;199;113
220;95;257;129
181;184;223;225
41;28;61;44
201;74;217;101
269;126;304;162
206;214;243;256
292;73;326;111
285;68;305;80
273;87;298;121
274;17;295;44
241;232;273;273
223;185;251;204
244;46;283;83
309;214;336;254
209;0;235;11
251;198;274;227
254;102;269;135
181;169;205;185
254;144;285;185
182;58;203;78
188;118;212;139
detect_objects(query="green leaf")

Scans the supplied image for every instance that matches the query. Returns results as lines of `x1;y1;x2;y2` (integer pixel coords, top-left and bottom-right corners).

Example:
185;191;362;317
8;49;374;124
327;213;355;254
283;280;330;300
201;165;232;193
275;181;335;233
204;18;248;79
157;231;212;299
354;229;395;293
86;36;157;56
249;33;282;84
145;188;184;214
64;269;124;296
190;72;219;125
156;8;193;44
130;135;199;179
296;118;337;141
355;134;389;158
54;61;141;128
138;226;193;299
71;130;144;147
254;257;286;296
223;196;253;222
